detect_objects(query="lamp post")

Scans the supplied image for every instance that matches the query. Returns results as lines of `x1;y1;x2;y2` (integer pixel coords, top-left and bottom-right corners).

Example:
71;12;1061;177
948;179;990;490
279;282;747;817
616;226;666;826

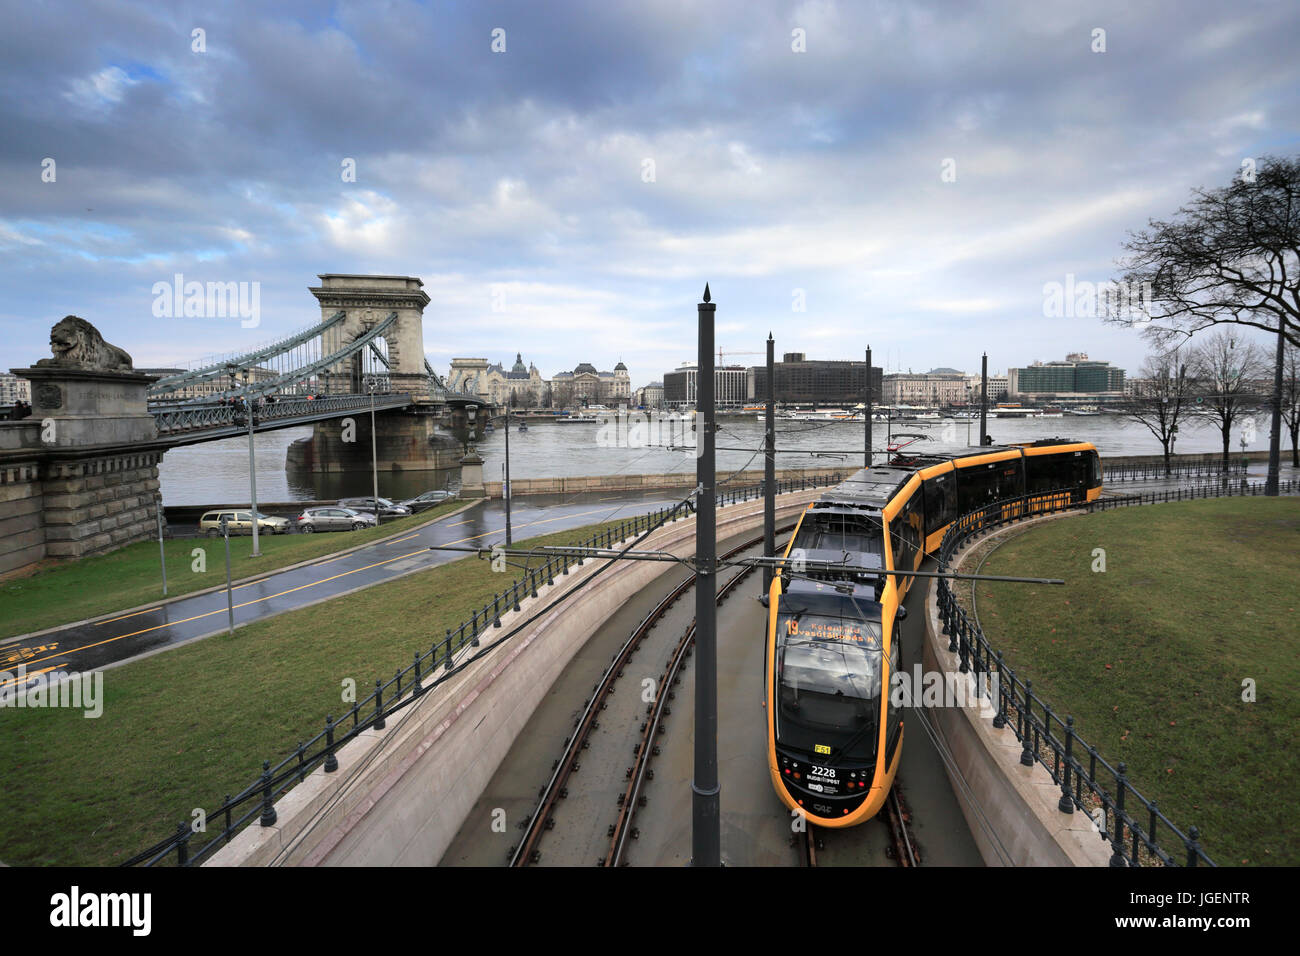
693;283;720;867
503;404;513;546
243;367;261;558
864;346;872;468
367;376;381;528
964;385;972;445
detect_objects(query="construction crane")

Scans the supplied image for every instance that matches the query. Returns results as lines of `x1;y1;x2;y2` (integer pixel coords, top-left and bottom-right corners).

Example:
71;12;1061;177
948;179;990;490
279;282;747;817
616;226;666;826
718;348;764;365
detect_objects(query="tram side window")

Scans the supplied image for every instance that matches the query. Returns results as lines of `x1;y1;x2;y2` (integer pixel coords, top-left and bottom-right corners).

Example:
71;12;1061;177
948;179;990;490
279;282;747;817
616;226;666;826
922;473;957;536
891;491;923;571
993;460;1024;500
957;465;997;512
1026;454;1069;493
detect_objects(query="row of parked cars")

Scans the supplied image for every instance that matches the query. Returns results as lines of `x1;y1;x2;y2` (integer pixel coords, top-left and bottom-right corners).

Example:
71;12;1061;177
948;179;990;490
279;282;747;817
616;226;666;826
198;489;457;536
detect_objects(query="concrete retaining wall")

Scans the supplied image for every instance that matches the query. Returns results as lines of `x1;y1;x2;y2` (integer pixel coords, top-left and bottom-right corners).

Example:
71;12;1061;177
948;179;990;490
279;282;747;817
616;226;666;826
205;488;822;867
921;521;1111;867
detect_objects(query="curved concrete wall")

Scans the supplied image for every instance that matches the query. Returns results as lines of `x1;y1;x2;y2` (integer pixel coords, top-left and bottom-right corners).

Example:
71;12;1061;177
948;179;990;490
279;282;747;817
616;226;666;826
206;489;822;866
921;519;1111;866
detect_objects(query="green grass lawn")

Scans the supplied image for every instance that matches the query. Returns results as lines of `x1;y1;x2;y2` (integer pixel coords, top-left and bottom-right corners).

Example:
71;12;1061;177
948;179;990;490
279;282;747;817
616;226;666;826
0;500;468;639
0;516;633;867
972;497;1300;866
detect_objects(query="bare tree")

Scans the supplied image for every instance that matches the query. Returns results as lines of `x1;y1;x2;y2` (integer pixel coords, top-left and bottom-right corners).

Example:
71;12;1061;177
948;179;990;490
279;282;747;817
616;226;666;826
1121;351;1194;476
1111;155;1300;348
1110;155;1300;492
1188;330;1265;476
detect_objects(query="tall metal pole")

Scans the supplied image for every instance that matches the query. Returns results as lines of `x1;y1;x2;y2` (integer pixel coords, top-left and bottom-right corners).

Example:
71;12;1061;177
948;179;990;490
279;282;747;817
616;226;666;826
504;407;513;545
865;346;873;468
156;495;168;596
222;518;235;635
692;283;720;867
1266;320;1285;496
247;398;261;557
979;352;989;446
370;383;380;527
763;333;775;597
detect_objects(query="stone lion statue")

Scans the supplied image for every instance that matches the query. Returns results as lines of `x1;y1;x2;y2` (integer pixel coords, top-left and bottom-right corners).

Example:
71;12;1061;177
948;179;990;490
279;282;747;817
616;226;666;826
35;315;134;371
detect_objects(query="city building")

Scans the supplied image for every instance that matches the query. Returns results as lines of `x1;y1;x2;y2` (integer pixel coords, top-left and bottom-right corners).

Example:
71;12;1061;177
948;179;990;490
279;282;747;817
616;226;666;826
0;372;32;404
636;381;664;408
664;362;749;408
551;361;631;406
745;353;881;406
963;373;1009;403
447;354;550;406
1010;353;1125;398
882;368;969;406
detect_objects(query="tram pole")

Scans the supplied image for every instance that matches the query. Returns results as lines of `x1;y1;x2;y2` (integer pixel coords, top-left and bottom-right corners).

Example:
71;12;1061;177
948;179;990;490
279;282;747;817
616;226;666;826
763;333;775;598
865;345;873;468
692;283;721;867
979;352;989;446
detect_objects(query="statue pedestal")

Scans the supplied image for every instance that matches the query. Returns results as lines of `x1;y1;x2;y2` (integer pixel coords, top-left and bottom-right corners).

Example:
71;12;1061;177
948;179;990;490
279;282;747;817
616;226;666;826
9;365;165;562
19;366;159;448
459;448;486;498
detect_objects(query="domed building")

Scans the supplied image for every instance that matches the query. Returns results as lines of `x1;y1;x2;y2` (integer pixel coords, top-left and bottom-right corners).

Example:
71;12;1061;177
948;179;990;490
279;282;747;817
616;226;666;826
446;353;549;406
551;360;631;406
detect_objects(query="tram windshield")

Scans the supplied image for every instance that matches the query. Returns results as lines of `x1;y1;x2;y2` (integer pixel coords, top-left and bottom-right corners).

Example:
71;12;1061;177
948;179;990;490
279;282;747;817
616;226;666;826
775;609;884;761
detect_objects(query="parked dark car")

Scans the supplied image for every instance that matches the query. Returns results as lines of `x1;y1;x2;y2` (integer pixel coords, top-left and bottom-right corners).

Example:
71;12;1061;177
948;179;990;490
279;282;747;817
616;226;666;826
337;496;411;517
398;489;457;514
296;507;379;532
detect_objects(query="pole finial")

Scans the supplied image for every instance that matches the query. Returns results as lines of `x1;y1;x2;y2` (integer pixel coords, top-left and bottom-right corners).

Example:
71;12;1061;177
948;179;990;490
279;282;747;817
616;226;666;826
767;331;773;341
702;283;711;303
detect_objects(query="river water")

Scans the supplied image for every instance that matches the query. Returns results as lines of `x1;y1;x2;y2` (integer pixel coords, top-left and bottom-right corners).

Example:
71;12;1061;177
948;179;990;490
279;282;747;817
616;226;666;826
157;412;1278;506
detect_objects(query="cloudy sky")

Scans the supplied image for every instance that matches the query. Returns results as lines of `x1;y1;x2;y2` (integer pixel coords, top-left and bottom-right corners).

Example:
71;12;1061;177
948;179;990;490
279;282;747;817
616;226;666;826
2;0;1297;387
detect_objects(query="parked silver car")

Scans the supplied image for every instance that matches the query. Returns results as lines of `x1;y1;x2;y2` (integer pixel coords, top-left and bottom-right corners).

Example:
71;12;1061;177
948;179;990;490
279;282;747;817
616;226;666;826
295;507;379;532
398;489;457;514
337;496;410;517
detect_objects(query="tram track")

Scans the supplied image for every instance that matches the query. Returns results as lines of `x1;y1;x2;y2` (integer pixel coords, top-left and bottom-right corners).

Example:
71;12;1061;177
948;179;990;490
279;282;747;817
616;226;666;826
509;529;787;867
800;782;919;867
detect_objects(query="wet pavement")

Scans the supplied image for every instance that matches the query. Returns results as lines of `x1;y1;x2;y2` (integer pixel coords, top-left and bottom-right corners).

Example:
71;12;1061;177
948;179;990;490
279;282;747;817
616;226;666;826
0;489;689;681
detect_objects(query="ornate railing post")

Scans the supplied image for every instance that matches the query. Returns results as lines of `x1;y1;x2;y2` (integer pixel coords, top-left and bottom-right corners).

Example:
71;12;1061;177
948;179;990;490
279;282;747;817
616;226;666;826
1059;715;1075;813
259;761;277;827
1019;681;1035;766
373;679;386;730
1110;763;1129;867
324;715;339;772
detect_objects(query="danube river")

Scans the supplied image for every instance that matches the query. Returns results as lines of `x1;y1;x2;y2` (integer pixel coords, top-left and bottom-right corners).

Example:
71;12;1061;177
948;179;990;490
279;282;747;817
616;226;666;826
157;412;1279;506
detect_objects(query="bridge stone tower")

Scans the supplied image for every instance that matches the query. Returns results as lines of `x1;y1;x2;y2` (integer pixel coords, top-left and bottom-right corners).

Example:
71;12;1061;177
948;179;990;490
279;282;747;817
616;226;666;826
288;275;467;475
309;275;430;396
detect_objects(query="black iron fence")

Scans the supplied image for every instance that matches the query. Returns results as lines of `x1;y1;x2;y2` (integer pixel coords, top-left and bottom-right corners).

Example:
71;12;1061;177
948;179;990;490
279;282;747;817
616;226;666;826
1103;453;1248;482
936;476;1297;867
124;471;842;866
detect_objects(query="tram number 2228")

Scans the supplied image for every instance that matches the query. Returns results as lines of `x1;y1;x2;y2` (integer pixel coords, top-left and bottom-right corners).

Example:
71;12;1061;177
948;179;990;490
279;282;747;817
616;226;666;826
809;766;836;779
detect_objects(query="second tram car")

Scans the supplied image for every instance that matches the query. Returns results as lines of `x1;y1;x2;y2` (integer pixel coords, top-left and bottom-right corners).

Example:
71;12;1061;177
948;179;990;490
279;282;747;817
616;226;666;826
765;439;1102;827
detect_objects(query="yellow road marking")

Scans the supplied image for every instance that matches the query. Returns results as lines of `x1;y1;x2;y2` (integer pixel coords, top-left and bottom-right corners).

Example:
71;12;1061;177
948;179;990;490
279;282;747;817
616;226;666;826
0;665;63;690
94;607;160;626
385;533;420;545
448;519;473;527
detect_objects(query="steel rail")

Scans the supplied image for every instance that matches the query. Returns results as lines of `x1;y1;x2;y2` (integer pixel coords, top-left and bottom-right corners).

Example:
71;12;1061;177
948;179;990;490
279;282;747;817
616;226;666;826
509;531;783;867
884;785;919;867
606;556;761;866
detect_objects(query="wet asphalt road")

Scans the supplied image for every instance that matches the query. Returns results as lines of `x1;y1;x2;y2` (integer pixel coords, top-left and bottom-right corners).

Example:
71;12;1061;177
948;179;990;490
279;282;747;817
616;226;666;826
0;490;689;681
